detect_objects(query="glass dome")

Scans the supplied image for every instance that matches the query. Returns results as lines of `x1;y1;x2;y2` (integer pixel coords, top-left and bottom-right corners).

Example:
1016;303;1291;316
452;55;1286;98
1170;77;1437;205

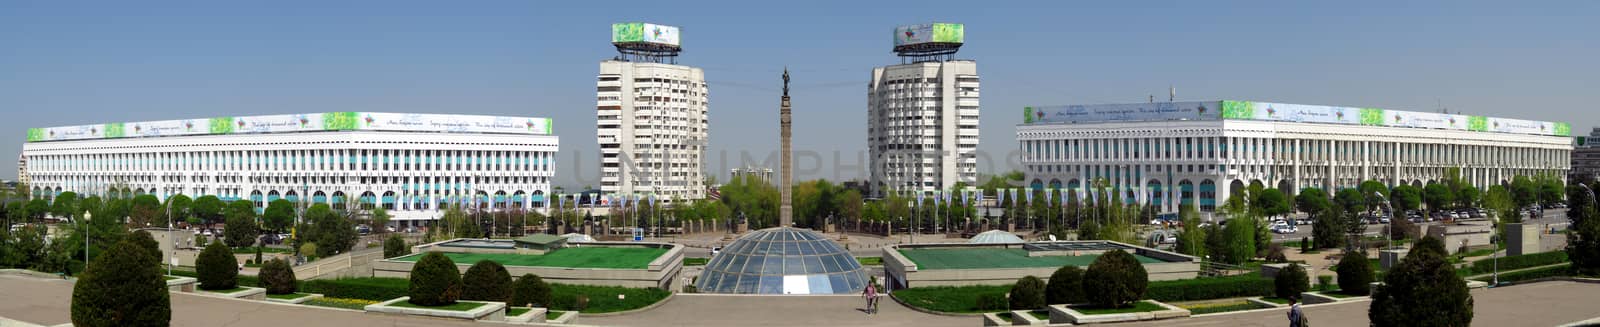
696;227;868;294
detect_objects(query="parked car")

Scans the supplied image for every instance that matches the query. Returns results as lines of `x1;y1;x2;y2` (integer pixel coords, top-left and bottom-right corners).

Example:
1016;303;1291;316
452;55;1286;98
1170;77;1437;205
1270;222;1298;234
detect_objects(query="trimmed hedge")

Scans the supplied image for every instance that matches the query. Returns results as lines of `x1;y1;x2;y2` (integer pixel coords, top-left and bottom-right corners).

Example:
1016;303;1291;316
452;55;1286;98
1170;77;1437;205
1046;265;1085;305
259;258;297;295
254;276;666;313
1274;263;1309;299
1083;250;1148;308
890;284;1012;313
1471;264;1571;283
461;260;512;302
1008;276;1046;310
71;237;170;327
1462;251;1568;276
196;241;238;290
1144;273;1273;302
510;274;553;308
408;252;463;306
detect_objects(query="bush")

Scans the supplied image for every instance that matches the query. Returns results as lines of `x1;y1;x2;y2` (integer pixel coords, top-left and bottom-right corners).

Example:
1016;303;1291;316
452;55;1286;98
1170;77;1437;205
128;230;162;264
1083;250;1148;308
1317;275;1334;291
462;260;512;302
510;274;553;308
408;252;463;306
975;293;1008;311
1046;265;1085;305
254;247;263;265
300;243;318;258
1265;243;1288;263
1144;273;1273;302
384;235;410;259
1473;264;1570;283
1336;251;1374;295
71;237;170;327
195;241;238;290
1008;276;1046;310
1274;263;1309;299
1300;237;1310;253
1370;236;1473;326
259;258;297;295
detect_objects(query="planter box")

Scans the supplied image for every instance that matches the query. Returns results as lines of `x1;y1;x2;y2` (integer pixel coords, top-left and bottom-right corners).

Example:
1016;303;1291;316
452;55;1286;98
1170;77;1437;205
546;310;579;324
165;276;197;293
266;293;323;304
197;287;266;301
505;307;548;324
1009;310;1046;326
364;297;506;321
982;313;1008;326
1048;300;1190;324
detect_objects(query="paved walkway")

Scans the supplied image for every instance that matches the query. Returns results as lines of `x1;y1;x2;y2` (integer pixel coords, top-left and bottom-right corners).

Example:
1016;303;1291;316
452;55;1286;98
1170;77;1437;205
5;272;1599;327
583;294;969;327
1118;280;1600;327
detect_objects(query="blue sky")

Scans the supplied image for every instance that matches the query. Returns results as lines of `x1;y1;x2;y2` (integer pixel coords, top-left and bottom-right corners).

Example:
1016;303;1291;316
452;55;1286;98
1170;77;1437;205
2;1;1595;188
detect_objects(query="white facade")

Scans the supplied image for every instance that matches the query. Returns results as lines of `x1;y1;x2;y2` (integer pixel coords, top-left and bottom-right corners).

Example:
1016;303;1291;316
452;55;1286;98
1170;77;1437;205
16;154;27;187
23;116;558;224
597;60;709;203
1017;114;1572;214
867;60;980;196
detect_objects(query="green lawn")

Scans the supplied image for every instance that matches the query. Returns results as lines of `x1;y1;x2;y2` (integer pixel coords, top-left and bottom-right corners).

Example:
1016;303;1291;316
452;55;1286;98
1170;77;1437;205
1027;310;1049;321
682;257;709;266
1182;301;1266;315
390;301;488;311
1259;297;1291;305
547;311;565;321
392;247;668;269
898;248;1162;270
265;293;311;300
1072;301;1165;315
856;257;883;266
507;307;532;316
995;312;1014;323
302;297;378;310
891;285;1012;313
163;276;179;280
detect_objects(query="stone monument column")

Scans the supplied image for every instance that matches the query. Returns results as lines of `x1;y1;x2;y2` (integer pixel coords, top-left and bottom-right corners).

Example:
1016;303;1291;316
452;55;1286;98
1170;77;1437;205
780;68;794;227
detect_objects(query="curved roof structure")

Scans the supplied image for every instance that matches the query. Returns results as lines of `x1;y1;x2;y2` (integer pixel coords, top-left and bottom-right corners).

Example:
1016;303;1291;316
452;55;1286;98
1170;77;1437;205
968;230;1025;244
560;233;596;243
695;227;867;294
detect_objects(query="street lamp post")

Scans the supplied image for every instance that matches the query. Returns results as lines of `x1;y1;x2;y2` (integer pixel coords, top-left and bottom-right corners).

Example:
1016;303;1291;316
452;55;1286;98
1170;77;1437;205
1372;192;1392;250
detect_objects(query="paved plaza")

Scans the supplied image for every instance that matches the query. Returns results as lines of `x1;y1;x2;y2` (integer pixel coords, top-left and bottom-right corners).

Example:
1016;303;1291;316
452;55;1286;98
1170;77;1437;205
5;271;1600;327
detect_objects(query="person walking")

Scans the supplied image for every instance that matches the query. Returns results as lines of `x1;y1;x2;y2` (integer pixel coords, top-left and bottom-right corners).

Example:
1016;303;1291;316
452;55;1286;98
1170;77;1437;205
1286;296;1306;327
862;282;878;315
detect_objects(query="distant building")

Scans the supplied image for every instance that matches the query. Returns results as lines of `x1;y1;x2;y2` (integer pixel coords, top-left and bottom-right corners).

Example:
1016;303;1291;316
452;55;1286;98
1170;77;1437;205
22;112;559;227
729;167;773;184
1017;100;1573;213
16;154;27;189
1572;127;1600;183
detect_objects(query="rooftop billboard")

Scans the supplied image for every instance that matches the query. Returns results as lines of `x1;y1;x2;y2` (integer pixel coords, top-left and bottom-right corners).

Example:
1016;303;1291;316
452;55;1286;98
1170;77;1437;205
1023;100;1569;137
27;112;553;142
612;22;680;47
894;23;964;46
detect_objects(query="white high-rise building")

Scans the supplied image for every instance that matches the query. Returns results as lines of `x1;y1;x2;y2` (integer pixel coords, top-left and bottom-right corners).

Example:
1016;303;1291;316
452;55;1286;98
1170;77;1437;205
597;23;707;203
868;23;978;196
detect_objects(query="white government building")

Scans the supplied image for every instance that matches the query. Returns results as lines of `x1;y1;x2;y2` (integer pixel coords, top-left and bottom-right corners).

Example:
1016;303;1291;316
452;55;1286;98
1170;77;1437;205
868;23;980;196
597;22;708;204
22;112;559;226
1016;100;1573;214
